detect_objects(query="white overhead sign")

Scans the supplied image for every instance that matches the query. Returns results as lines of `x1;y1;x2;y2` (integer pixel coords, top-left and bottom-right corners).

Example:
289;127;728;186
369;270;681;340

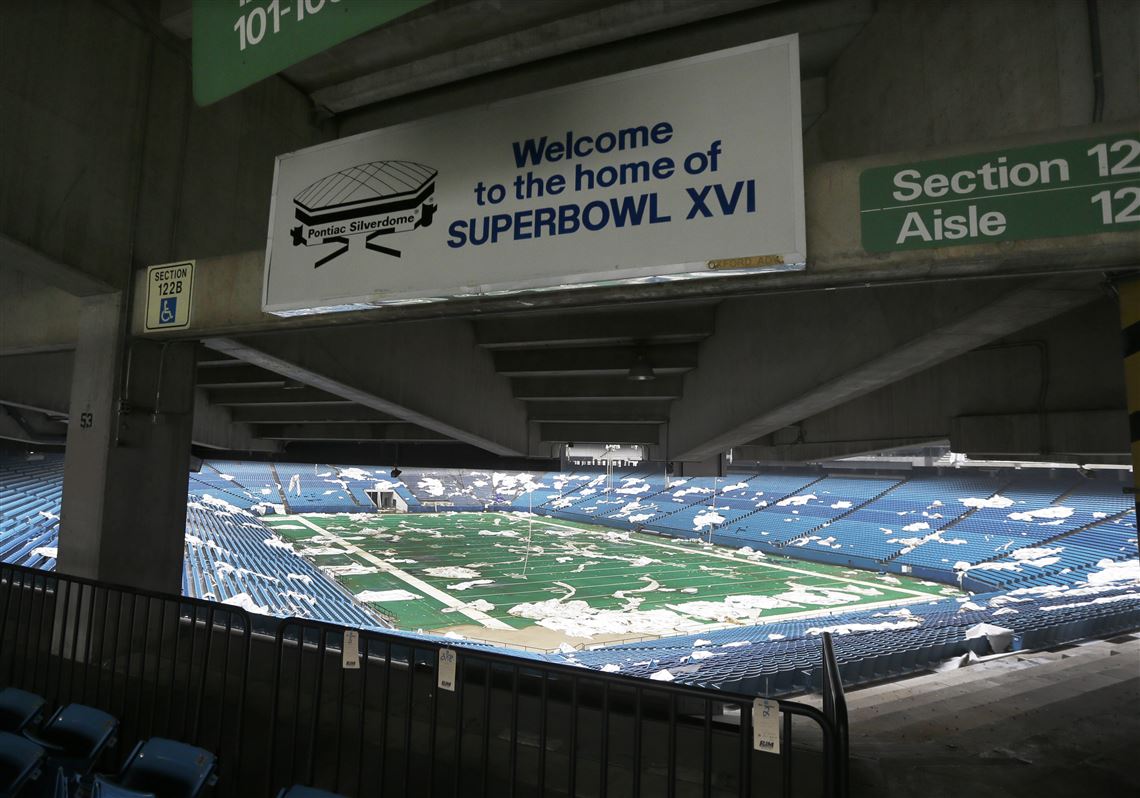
144;260;194;331
263;36;805;316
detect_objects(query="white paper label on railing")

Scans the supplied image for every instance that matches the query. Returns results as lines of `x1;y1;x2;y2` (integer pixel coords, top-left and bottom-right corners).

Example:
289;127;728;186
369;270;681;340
342;630;360;669
438;648;458;691
753;698;780;754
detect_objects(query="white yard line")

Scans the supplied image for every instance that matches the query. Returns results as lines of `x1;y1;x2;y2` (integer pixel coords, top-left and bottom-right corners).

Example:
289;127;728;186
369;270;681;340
289;514;513;630
582;595;937;649
521;515;939;599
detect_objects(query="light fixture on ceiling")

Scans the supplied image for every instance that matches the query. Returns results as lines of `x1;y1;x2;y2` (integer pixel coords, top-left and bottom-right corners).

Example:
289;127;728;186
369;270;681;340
627;351;655;381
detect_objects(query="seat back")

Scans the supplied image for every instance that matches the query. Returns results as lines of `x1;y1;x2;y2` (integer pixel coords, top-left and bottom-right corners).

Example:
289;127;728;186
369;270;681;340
119;738;217;798
0;730;44;796
91;775;155;798
44;704;118;752
29;703;119;775
0;688;44;734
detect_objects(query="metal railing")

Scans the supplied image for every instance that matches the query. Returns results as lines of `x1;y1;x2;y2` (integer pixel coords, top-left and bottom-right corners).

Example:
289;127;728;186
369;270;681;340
820;633;849;798
0;564;253;789
1;562;848;797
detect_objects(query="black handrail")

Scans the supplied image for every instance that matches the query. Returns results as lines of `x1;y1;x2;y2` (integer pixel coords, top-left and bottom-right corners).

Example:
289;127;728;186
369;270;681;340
820;631;850;798
1;561;848;796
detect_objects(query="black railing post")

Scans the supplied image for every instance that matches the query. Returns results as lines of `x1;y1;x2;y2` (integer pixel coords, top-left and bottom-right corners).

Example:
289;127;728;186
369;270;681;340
821;632;849;798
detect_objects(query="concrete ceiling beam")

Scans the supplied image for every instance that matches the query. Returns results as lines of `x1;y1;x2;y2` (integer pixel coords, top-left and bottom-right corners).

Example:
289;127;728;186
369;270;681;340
0;234;116;297
0;268;82;356
951;411;1128;459
309;0;783;113
228;405;398;424
493;344;699;377
207;387;356;406
0;352;73;416
191;390;280;453
475;306;716;349
731;437;947;464
670;275;1107;461
254;423;451;442
0;350;276;451
513;376;684;401
539;422;661;445
204;321;529;456
196;365;287;389
0;405;68;446
745;299;1130;464
526;401;670;423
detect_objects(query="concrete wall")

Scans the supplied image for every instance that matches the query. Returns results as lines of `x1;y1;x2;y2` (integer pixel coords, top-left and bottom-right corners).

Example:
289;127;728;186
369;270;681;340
337;0;1138;169
0;0;324;290
803;0;1140;163
0;269;80;355
762;297;1128;460
2;0;1134;296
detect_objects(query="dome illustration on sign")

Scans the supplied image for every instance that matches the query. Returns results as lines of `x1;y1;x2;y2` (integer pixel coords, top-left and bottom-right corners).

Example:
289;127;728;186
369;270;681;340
290;161;438;268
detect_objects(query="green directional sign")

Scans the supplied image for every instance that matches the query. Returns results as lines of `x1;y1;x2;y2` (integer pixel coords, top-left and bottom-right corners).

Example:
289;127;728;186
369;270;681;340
192;0;431;106
860;132;1140;253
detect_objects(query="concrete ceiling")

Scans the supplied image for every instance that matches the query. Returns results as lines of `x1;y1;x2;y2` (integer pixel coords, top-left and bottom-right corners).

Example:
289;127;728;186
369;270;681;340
162;274;1120;462
159;0;872;126
2;1;1130;466
190;299;716;451
140;0;874;456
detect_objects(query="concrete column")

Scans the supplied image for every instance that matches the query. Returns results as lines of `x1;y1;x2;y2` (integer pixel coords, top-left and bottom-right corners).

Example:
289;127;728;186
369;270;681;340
678;454;725;478
1117;279;1140;550
58;293;197;594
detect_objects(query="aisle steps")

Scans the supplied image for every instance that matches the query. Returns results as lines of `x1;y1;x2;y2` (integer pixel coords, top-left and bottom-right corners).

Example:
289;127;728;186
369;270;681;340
804;636;1138;740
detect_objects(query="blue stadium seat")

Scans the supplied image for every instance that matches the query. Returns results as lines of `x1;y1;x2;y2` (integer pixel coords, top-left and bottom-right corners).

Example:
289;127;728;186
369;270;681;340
0;689;45;735
0;730;45;797
4;454;1138;699
23;703;118;777
94;738;217;798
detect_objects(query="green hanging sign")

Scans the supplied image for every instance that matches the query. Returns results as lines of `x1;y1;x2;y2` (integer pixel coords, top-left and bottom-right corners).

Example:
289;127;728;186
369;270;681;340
860;132;1140;253
192;0;431;106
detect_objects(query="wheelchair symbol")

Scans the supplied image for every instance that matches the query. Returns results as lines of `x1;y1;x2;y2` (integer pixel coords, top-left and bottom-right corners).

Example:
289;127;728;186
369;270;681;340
159;297;177;325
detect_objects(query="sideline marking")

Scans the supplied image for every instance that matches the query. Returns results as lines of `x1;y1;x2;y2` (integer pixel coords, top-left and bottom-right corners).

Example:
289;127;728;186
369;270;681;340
520;515;938;599
288;514;512;630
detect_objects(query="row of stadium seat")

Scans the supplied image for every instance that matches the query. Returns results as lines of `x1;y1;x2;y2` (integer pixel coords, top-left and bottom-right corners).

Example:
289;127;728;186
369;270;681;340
269;463;361;513
4;456;1134;599
2;456;1136;698
182;493;386;629
0;456;63;572
573;574;1140;693
0;686;346;798
960;512;1138;590
397;466;541;509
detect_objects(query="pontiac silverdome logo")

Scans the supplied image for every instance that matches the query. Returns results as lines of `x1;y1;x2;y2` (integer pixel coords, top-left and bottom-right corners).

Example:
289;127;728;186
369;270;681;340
290;161;438;268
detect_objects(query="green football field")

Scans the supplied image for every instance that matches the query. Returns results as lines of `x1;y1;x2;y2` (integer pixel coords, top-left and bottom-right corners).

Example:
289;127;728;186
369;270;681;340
263;512;959;646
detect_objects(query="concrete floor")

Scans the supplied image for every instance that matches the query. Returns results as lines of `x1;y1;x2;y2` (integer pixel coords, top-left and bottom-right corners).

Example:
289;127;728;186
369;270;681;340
804;634;1140;798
